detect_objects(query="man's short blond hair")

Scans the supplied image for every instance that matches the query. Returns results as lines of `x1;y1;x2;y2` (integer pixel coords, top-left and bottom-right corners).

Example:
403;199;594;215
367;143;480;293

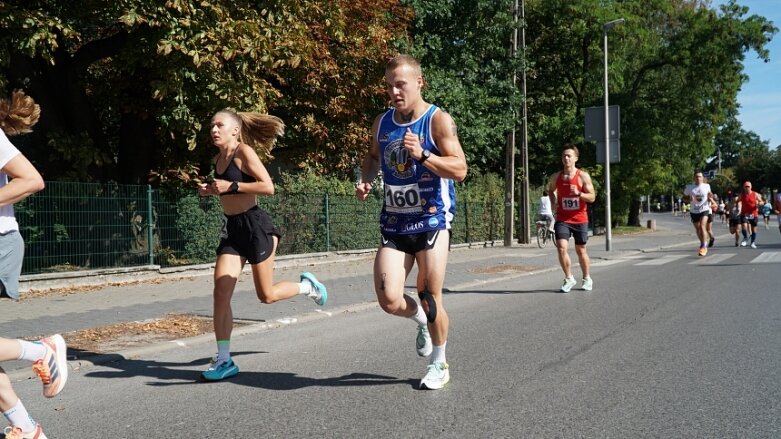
386;54;422;76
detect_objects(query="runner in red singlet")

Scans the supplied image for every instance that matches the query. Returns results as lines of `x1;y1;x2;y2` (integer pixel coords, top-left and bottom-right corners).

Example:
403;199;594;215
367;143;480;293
546;144;596;293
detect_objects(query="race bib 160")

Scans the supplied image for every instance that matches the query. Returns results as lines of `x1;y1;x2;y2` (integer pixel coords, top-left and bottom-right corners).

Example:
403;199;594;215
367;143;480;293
384;183;423;213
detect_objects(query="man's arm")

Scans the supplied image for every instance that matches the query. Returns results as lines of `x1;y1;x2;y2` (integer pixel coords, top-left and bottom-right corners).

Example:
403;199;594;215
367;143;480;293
412;110;467;182
355;114;382;201
577;171;597;203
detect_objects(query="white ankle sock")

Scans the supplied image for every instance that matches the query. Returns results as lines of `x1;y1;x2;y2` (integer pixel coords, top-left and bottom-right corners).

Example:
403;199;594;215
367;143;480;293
409;305;427;326
216;340;231;362
298;280;313;296
17;340;46;362
430;342;447;364
3;399;37;433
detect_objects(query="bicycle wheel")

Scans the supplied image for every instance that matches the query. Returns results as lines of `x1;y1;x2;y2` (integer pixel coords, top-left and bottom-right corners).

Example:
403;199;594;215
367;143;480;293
537;226;547;248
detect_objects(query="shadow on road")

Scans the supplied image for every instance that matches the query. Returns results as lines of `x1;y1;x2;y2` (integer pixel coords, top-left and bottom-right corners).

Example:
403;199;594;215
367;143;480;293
82;351;416;390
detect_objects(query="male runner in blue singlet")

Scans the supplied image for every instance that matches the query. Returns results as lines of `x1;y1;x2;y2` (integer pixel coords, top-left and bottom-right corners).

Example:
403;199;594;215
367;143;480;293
356;55;467;390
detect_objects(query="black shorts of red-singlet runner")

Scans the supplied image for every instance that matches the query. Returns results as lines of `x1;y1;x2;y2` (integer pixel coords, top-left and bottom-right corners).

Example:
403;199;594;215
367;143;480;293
554;222;589;246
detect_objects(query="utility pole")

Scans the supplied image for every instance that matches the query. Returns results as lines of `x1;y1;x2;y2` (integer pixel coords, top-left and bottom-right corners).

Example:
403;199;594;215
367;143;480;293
504;0;519;247
603;18;624;251
519;0;530;244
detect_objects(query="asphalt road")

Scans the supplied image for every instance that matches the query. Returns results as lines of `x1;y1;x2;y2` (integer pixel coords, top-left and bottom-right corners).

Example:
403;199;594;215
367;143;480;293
5;213;781;438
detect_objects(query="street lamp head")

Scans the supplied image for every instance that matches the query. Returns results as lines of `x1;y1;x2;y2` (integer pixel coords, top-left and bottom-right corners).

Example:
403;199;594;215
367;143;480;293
603;18;625;31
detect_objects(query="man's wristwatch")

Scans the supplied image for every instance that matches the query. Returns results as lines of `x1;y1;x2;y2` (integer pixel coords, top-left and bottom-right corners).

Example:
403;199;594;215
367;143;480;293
229;181;239;193
419;149;431;163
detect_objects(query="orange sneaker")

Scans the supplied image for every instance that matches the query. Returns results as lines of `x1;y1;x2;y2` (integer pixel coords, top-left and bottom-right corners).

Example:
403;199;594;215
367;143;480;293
3;424;47;439
698;247;707;257
32;334;68;398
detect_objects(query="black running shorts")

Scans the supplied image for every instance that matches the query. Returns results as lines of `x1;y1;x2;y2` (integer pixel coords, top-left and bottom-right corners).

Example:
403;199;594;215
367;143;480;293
554;222;589;246
380;229;449;255
740;214;758;227
216;206;281;264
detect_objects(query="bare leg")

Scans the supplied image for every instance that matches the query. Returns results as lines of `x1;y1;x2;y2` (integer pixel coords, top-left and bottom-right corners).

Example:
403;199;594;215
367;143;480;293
374;246;417;317
415;231;450;346
250;236;299;304
212;253;243;342
556;239;572;278
575;244;590;279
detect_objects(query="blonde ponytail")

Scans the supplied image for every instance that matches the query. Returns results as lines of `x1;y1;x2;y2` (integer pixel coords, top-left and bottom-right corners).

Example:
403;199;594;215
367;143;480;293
0;90;40;136
218;108;285;160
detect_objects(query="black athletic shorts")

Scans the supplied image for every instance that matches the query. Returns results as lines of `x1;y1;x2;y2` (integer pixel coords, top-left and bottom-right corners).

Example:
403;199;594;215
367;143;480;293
690;211;711;224
381;229;449;255
740;214;758;227
216;206;281;264
554;222;589;246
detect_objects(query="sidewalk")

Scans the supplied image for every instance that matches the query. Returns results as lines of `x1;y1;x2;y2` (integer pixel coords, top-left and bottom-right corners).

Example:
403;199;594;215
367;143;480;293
3;213;706;378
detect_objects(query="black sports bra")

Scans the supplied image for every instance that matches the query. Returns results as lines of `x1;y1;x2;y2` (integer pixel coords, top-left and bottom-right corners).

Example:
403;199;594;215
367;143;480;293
214;154;256;195
215;159;255;183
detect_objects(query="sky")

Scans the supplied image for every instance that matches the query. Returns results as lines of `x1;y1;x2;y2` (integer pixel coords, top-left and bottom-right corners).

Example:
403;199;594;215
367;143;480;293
716;0;781;148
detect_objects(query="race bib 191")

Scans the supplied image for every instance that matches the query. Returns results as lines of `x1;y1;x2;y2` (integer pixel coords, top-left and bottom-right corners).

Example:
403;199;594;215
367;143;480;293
384;183;423;213
561;197;580;210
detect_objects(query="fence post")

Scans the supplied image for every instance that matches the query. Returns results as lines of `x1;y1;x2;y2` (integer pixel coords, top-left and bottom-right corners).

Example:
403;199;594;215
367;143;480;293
147;185;154;265
464;200;470;244
489;202;495;243
324;193;331;252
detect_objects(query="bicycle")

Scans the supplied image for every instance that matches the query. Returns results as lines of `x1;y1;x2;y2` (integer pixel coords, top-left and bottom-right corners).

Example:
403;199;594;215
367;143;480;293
536;220;555;248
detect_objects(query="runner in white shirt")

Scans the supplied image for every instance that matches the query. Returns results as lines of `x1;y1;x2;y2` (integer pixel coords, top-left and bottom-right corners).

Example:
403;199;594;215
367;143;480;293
0;90;67;439
683;171;715;256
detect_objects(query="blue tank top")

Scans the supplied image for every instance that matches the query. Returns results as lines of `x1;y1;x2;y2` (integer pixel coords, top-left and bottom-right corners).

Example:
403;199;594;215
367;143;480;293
377;105;456;234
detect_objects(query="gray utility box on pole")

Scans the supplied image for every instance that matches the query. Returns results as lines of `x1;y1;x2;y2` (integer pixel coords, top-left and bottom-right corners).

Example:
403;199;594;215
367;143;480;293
585;105;620;163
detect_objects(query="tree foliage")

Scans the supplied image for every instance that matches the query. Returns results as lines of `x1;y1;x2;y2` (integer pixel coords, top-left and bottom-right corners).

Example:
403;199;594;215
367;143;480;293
398;0;521;174
521;0;776;224
0;0;776;225
0;0;410;184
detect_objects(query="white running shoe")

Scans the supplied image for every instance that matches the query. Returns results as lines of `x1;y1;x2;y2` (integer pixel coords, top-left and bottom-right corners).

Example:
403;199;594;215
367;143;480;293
419;362;450;390
750;242;757;249
560;277;577;293
581;277;593;291
416;324;432;357
740;240;747;247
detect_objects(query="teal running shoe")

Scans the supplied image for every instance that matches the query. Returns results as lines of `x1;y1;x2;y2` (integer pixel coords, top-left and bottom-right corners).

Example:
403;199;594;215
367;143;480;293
301;272;328;306
416;324;432;357
202;358;239;381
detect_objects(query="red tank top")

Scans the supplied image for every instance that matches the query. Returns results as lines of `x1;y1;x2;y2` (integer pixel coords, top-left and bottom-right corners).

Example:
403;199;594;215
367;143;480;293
740;192;758;216
555;169;589;224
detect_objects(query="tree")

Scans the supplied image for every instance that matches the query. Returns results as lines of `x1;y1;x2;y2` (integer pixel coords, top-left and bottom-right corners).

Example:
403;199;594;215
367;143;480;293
0;0;410;184
522;0;776;225
399;0;521;175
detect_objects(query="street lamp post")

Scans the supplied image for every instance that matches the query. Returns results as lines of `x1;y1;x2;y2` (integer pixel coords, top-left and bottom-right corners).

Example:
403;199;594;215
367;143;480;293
718;147;722;174
603;18;624;251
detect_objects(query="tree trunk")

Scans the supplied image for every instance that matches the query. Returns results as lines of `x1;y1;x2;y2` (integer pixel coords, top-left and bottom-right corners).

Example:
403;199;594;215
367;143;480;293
118;110;158;184
628;198;642;226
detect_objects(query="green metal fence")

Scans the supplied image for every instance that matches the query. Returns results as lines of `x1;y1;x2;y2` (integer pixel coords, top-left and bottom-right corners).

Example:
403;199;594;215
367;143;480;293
16;181;504;275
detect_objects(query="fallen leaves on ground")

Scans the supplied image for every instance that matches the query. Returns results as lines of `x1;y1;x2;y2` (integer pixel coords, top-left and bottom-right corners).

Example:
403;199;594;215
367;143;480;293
56;313;214;354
